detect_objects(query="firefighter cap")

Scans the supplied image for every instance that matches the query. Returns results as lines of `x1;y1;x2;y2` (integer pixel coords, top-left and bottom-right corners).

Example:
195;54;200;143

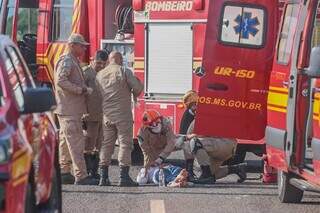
142;110;162;127
68;33;89;46
182;90;198;108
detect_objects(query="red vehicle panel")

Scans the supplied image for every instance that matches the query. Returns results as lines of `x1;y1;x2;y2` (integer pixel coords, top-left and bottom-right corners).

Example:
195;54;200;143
0;34;60;212
266;0;320;203
195;0;279;140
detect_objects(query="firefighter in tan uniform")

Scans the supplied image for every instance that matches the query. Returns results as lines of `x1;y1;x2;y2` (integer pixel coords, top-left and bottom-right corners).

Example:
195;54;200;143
82;50;109;178
137;110;195;181
96;51;143;186
185;121;247;184
54;33;97;185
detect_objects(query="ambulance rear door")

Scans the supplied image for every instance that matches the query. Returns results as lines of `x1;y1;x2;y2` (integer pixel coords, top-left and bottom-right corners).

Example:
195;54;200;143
195;0;278;140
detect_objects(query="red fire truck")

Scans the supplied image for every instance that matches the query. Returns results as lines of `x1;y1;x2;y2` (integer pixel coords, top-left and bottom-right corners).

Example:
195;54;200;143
0;0;207;161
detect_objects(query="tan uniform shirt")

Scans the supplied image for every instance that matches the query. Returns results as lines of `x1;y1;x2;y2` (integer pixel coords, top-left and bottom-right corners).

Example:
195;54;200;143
54;53;87;116
137;118;176;167
83;65;102;121
96;63;143;123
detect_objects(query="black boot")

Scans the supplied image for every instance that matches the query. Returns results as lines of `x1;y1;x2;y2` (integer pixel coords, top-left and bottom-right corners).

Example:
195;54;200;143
84;153;91;175
75;176;99;185
118;166;138;187
98;166;110;186
61;172;75;184
186;159;196;182
228;163;247;183
89;153;100;179
195;165;215;184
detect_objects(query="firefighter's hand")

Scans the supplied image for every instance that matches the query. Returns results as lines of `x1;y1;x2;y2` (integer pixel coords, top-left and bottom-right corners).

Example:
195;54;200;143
81;114;89;122
186;134;197;140
82;87;93;95
175;136;187;149
86;87;93;95
154;157;163;166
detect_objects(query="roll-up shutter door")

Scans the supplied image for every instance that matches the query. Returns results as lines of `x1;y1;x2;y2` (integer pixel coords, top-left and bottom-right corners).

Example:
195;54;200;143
147;23;193;95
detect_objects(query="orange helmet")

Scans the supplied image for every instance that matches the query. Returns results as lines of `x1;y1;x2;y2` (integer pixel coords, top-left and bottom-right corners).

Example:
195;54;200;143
142;110;162;127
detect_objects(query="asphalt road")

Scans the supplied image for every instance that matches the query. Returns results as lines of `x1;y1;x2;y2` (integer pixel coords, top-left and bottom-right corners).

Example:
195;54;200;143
62;152;320;213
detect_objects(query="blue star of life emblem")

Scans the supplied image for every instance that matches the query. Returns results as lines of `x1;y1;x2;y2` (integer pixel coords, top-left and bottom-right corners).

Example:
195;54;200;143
234;12;260;39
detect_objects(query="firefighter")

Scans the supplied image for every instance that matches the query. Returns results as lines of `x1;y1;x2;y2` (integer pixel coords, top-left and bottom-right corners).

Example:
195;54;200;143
179;90;199;181
82;50;109;178
54;33;97;185
96;51;143;187
185;121;247;184
137;110;194;176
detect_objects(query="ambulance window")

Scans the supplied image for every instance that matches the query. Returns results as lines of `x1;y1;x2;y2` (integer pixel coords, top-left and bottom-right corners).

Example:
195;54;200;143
51;0;74;41
220;5;266;48
4;0;15;37
277;4;299;64
311;5;320;48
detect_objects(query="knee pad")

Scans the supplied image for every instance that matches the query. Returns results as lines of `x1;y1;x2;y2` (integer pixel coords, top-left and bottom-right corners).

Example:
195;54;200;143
190;137;203;154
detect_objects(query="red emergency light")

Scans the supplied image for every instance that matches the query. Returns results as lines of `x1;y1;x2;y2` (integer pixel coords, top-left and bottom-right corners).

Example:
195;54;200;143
133;0;144;11
193;0;204;10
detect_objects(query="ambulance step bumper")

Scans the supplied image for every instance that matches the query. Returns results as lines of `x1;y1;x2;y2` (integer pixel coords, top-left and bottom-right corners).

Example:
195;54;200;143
289;178;320;193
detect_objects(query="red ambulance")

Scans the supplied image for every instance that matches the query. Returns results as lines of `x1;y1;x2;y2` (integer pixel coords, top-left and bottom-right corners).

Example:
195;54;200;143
266;0;320;203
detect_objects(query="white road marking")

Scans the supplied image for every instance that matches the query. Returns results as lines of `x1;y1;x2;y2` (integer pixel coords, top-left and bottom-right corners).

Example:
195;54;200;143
150;200;166;213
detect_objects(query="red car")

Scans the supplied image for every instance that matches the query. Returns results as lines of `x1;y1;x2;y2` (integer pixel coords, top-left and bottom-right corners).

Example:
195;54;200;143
0;35;61;212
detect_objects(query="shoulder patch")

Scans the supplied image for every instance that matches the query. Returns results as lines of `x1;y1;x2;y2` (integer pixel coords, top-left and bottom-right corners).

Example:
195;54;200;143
61;57;73;68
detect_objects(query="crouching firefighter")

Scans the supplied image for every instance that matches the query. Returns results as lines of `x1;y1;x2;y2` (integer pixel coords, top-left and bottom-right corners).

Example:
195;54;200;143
137;110;195;181
184;121;247;184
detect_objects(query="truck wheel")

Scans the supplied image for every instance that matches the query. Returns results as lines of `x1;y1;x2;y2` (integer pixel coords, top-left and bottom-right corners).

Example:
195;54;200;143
278;170;303;203
25;167;36;213
131;140;143;165
38;148;62;213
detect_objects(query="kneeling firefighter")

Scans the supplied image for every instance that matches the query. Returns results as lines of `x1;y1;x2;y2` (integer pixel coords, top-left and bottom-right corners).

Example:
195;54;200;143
137;110;195;181
183;121;247;184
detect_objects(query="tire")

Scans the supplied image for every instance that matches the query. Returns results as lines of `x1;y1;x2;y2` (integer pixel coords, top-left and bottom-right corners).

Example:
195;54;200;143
25;167;36;213
38;148;62;213
278;170;304;203
131;141;143;165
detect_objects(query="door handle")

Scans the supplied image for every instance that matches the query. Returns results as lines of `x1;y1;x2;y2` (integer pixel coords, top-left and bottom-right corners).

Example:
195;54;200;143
283;81;289;88
313;88;320;93
207;83;228;91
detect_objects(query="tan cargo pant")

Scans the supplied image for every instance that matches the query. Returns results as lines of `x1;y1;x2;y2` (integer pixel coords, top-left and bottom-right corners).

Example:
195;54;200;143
194;138;237;179
58;115;87;181
59;133;72;174
99;120;133;167
85;121;103;153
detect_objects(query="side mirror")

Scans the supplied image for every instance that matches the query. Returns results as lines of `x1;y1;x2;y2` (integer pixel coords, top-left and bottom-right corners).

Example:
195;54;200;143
22;87;56;114
305;46;320;78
